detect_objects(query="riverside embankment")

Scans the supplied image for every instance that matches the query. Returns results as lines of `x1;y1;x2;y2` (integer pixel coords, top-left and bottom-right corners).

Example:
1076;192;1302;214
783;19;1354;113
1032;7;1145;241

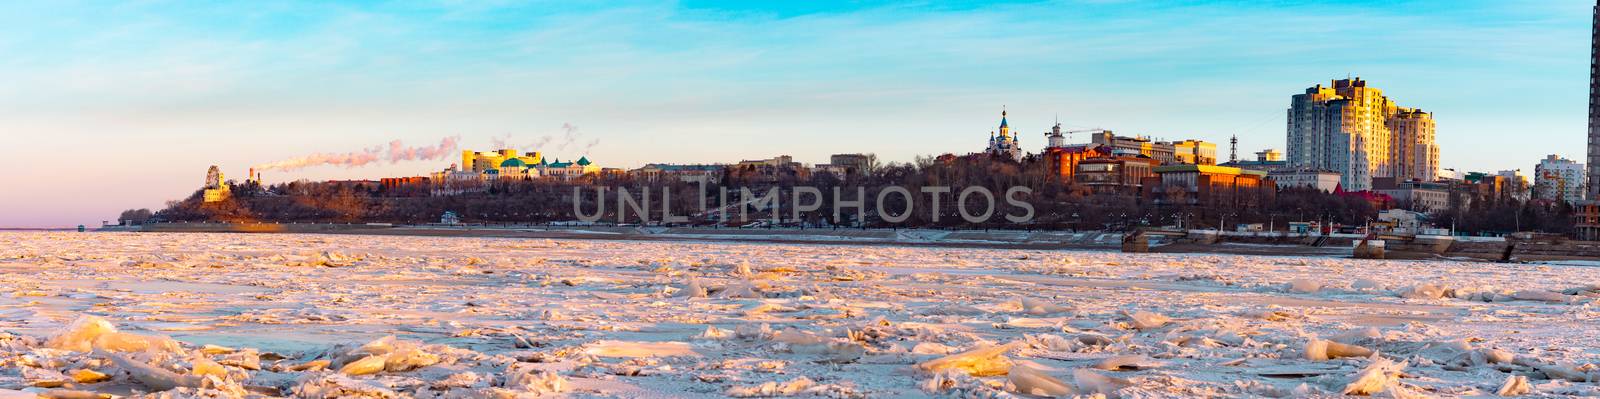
129;222;1600;261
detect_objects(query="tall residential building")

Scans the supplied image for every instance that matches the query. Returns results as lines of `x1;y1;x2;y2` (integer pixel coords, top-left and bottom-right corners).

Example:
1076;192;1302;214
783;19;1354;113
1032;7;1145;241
1389;107;1439;184
1589;0;1600;199
1535;154;1587;203
1287;78;1438;191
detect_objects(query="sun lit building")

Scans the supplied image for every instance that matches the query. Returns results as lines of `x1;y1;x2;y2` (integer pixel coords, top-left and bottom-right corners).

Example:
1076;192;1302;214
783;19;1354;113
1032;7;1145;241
462;149;543;173
1091;131;1176;165
202;165;230;203
1172;140;1218;165
1147;164;1276;209
1287;78;1438;191
1268;169;1342;192
1497;169;1531;201
986;110;1023;161
496;157;543;180
539;157;601;181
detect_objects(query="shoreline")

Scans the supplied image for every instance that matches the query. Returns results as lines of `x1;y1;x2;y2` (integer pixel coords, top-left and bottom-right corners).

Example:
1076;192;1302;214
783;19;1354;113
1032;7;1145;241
117;222;1600;262
120;222;1378;258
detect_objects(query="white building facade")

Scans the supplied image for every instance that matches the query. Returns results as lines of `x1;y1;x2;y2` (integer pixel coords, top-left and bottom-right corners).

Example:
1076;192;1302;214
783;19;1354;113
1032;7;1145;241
1535;155;1586;203
1267;169;1341;192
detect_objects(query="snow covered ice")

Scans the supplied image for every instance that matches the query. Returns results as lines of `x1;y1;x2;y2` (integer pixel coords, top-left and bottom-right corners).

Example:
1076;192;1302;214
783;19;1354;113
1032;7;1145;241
2;232;1600;398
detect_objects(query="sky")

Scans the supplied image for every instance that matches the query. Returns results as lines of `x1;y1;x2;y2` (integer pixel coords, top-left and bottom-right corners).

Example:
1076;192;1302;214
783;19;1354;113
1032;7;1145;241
0;0;1592;227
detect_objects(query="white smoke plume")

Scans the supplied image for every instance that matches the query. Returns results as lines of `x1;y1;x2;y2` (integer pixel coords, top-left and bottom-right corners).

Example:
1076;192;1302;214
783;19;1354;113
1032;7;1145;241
556;123;581;151
490;133;554;153
489;134;513;151
529;135;554;149
488;123;592;154
255;135;461;171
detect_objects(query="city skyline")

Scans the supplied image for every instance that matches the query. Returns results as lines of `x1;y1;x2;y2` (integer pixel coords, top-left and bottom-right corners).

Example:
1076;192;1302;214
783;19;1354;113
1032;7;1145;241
1;0;1594;227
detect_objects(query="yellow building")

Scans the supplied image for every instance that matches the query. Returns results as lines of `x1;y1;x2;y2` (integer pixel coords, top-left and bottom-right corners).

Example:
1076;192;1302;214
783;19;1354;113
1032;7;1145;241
202;165;230;203
1288;78;1437;190
1388;107;1438;183
1172;139;1218;165
461;149;543;173
540;157;601;181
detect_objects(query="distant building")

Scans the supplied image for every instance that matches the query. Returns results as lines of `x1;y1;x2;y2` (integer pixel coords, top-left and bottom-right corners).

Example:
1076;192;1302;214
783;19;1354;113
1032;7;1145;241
985;110;1023;161
380;176;429;189
832;154;871;173
437;150;601;182
813;153;872;177
429;164;482;183
1535;154;1586;203
497;157;542;180
1171;140;1218;165
1045;123;1067;148
1465;172;1509;200
1074;156;1159;195
1147;164;1275;209
1043;144;1112;182
1221;149;1290;173
1376;209;1429;235
1589;1;1600;199
1438;168;1466;181
1576;201;1600;240
541;157;601;181
1373;178;1455;213
634;164;727;183
1287;78;1438;191
1091;131;1176;164
1496;169;1531;201
1269;169;1341;192
731;155;808;182
202;165;230;203
1390;107;1439;184
462;149;542;173
738;155;797;168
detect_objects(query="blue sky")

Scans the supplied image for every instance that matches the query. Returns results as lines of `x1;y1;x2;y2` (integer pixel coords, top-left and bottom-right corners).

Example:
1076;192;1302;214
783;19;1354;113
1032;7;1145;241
0;0;1592;227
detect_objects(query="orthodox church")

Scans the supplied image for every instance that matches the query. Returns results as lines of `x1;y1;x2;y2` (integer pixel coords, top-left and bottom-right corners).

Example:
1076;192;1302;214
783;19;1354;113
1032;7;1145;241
986;109;1023;161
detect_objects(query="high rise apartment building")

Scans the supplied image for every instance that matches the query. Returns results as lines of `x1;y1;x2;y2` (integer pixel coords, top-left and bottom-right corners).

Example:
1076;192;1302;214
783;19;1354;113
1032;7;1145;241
1287;78;1438;191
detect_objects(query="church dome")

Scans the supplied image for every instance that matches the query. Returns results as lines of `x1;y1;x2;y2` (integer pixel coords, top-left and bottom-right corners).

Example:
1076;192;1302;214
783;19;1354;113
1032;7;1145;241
500;158;526;168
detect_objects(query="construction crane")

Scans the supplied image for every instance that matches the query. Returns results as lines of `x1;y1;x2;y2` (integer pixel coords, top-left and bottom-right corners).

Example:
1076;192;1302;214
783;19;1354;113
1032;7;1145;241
1043;124;1106;147
1041;113;1108;148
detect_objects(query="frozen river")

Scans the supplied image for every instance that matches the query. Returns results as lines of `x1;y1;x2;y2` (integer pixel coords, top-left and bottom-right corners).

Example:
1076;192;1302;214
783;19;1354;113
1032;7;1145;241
0;232;1597;397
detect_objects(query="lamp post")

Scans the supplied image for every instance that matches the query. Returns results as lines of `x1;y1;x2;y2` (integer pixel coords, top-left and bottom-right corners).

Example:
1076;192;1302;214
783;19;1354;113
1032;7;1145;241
1514;204;1522;233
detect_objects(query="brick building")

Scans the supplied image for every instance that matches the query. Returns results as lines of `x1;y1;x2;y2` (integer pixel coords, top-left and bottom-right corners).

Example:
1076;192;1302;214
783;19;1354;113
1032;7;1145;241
1146;164;1276;208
